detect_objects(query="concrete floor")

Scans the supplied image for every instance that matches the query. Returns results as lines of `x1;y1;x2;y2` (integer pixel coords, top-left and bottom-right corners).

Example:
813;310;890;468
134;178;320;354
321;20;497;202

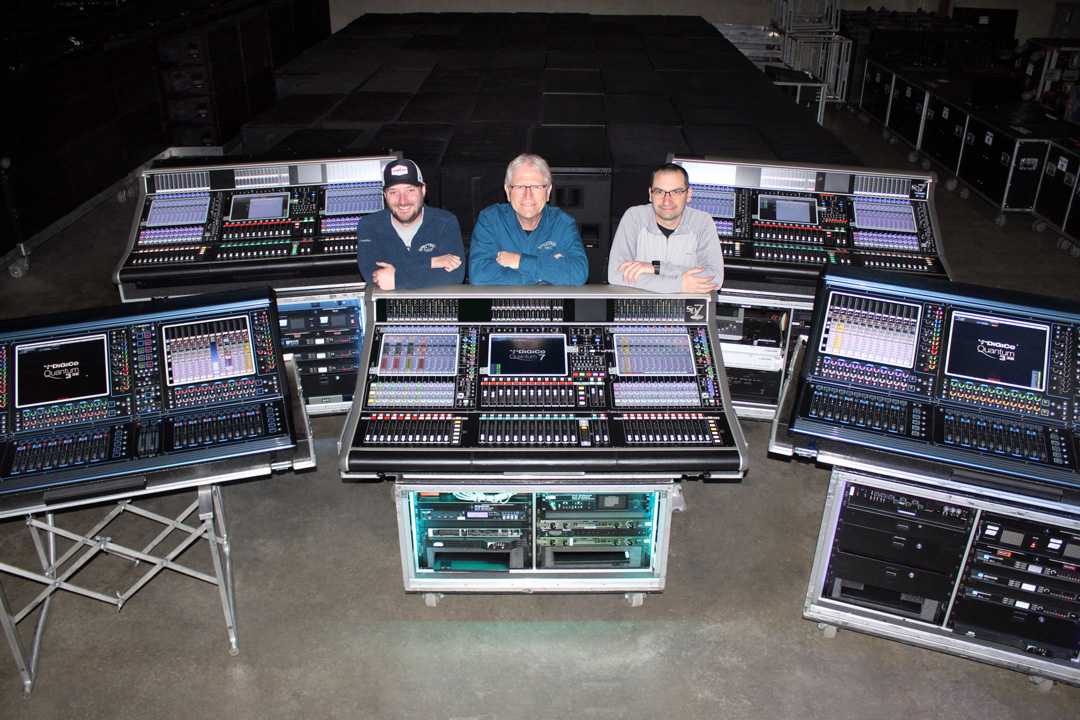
0;108;1079;719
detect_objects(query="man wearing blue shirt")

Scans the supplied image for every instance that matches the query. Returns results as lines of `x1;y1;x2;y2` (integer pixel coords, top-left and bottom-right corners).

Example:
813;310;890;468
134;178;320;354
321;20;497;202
467;153;588;286
356;159;465;290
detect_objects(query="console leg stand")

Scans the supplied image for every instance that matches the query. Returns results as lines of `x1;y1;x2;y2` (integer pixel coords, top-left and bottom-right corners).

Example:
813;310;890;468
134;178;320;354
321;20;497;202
200;486;238;655
670;485;687;513
0;581;32;695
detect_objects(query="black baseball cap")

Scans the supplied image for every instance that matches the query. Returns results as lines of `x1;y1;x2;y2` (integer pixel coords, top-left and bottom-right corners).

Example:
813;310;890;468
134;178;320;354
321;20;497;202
383;159;425;188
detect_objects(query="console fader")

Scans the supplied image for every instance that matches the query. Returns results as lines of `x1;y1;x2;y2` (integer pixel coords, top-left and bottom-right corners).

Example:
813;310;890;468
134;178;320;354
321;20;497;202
114;156;395;301
0;289;295;497
673;157;949;282
339;288;747;480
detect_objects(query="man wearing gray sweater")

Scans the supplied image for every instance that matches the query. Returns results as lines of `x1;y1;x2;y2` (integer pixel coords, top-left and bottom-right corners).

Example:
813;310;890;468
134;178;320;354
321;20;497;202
607;163;724;294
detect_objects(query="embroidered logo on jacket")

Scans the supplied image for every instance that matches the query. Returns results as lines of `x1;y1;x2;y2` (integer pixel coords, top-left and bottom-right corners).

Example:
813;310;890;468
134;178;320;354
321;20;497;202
417;243;436;253
537;240;557;251
358;237;372;243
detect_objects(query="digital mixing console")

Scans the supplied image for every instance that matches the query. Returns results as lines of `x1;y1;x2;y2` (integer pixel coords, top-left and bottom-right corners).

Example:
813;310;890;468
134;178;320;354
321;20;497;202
672;157;949;282
788;267;1080;492
0;289;295;497
114;155;396;301
339;287;747;480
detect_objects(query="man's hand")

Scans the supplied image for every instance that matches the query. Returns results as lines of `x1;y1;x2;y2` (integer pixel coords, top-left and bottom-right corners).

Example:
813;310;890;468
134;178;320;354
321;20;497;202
680;267;719;294
431;253;462;272
495;251;521;270
372;261;396;290
618;260;654;284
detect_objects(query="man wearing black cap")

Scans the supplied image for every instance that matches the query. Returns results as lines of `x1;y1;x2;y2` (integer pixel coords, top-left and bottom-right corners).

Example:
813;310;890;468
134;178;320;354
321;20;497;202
356;158;465;289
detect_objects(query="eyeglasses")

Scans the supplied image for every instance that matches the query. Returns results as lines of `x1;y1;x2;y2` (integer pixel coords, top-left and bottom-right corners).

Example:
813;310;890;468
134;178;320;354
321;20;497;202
508;184;550;194
650;187;688;199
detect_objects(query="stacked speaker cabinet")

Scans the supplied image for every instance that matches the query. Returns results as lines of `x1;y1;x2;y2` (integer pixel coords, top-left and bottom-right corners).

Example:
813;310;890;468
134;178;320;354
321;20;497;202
920;83;969;177
158;6;277;147
1033;142;1080;246
859;60;894;127
886;70;929;151
955;107;1067;223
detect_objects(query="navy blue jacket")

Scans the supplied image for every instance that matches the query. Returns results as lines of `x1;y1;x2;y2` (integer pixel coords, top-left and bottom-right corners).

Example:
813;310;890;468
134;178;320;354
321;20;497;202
467;204;588;286
356;207;466;289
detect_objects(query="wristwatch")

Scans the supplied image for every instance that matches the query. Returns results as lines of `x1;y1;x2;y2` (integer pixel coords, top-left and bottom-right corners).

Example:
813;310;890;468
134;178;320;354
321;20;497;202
652;260;661;275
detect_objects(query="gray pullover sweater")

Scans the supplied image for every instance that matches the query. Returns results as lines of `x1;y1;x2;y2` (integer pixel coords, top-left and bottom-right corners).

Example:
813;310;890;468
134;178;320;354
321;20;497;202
606;204;725;293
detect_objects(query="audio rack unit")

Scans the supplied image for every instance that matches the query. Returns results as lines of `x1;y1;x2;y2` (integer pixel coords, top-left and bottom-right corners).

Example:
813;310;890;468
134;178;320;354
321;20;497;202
275;287;365;415
801;469;1080;686
114;155;396;301
393;482;678;598
672;157;950;283
714;282;816;421
338;286;747;481
780;266;1080;495
0;288;295;499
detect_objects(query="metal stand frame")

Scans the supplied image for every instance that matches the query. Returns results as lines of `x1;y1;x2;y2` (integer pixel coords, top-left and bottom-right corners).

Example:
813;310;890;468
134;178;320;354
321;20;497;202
0;485;237;694
0;357;313;694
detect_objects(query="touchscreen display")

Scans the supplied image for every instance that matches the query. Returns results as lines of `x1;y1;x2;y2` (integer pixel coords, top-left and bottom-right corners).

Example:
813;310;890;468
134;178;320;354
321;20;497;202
487;334;568;376
15;335;110;408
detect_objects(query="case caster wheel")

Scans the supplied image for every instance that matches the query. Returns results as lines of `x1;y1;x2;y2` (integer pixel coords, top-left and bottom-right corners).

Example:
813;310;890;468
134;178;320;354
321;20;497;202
624;592;645;608
944;177;958;192
423;592;444;608
1032;220;1048;232
958;187;970;200
669;485;687;513
8;256;29;278
1070;244;1080;258
1057;236;1071;250
906;150;919;163
920;159;931;171
859;113;870;124
1029;675;1054;692
881;128;891;140
993;214;1007;227
817;622;838;639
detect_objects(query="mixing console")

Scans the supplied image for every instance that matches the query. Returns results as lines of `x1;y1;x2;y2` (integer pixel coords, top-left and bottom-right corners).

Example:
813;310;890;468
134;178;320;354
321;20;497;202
674;157;948;282
340;287;746;480
115;156;395;300
789;267;1080;491
0;289;294;496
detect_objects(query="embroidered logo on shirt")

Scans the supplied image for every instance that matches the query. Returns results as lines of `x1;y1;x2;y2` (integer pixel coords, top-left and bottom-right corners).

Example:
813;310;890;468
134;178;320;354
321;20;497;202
553;253;564;259
358;237;372;243
417;242;436;253
537;240;557;251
